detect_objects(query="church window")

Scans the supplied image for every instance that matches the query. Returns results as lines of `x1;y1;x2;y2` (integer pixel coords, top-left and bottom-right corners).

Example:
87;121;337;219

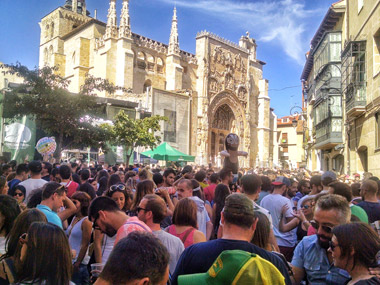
50;23;54;38
164;109;176;143
137;52;146;69
48;45;53;66
44;48;48;65
45;24;49;38
157;57;164;73
147;54;155;72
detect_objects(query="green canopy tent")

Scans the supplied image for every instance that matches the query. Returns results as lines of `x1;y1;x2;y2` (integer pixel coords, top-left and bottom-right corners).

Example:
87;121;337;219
141;142;195;162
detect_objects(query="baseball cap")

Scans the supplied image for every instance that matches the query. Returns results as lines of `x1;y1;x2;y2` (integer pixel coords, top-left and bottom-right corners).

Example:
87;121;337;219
272;176;291;187
321;171;337;181
223;193;254;216
178;250;285;285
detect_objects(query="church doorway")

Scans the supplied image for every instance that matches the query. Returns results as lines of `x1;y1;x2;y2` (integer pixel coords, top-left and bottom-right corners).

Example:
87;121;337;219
210;104;235;164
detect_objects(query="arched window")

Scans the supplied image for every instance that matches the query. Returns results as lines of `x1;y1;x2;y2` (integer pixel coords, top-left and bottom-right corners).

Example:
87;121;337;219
44;48;48;65
50;23;54;38
45;24;49;38
143;79;152;93
137;51;146;69
48;45;54;66
157;57;164;73
147;54;155;72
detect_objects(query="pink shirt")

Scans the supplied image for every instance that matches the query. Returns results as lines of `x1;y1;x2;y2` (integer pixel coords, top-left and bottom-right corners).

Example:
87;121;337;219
115;217;152;245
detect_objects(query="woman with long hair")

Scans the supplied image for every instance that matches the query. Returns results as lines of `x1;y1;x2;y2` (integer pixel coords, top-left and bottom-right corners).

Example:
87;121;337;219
107;174;121;191
167;198;206;248
0;209;47;284
211;184;230;239
0;195;20;256
329;223;380;284
129;180;154;216
66;191;92;284
0;177;8;195
251;211;272;251
16;222;73;285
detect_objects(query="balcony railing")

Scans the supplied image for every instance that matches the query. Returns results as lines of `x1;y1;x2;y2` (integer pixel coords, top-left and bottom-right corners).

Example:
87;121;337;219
314;117;343;149
345;83;366;117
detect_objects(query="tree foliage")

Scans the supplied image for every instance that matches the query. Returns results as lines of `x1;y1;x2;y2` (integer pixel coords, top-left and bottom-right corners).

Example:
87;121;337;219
102;110;166;164
1;63;112;159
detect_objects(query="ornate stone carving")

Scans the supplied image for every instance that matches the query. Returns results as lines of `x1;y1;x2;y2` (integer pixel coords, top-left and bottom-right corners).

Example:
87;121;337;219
238;87;247;102
209;78;220;93
119;0;131;38
105;0;117;39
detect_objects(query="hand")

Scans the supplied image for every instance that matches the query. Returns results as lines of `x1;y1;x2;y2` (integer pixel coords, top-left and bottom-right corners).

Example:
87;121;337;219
281;204;290;216
157;187;169;198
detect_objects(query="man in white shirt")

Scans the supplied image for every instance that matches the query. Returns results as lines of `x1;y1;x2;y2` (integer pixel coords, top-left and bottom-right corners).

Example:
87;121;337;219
137;194;184;275
19;160;47;202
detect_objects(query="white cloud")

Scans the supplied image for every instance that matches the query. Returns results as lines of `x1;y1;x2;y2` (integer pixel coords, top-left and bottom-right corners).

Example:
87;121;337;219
159;0;325;65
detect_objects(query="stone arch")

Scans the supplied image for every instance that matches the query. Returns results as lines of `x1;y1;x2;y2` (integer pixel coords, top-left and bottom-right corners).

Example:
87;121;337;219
146;53;155;72
357;145;368;172
50;22;54;38
143;79;152;93
45;24;49;38
208;91;248;135
137;51;146;69
48;45;54;66
157;57;164;73
208;91;249;163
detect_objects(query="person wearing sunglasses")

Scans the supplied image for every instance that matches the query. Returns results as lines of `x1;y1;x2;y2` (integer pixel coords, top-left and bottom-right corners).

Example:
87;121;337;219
92;184;132;265
12;185;26;205
36;182;77;229
328;223;380;284
291;194;352;285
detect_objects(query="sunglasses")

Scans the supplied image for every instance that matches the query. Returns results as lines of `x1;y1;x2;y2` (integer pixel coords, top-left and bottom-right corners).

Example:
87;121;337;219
110;184;126;192
310;220;334;234
13;192;24;197
137;207;148;213
301;205;310;209
19;233;28;245
92;215;101;230
329;241;339;251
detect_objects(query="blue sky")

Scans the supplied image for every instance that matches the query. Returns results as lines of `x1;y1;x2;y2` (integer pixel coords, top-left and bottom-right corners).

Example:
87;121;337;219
0;0;335;118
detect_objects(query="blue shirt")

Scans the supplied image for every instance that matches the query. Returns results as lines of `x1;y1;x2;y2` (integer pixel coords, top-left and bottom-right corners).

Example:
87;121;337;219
291;235;350;284
36;204;63;229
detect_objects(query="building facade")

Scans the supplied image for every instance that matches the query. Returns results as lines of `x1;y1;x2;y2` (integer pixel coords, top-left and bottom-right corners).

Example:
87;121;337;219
302;0;380;176
39;0;276;167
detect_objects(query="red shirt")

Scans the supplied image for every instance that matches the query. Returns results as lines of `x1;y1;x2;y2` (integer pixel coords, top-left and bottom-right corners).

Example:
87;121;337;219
204;183;217;203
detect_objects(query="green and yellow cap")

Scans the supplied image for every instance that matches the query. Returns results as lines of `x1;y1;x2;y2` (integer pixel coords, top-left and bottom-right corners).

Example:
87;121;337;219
178;250;285;285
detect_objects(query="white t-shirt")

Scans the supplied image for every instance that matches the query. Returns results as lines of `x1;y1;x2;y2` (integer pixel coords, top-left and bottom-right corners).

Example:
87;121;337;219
20;178;48;203
260;194;297;247
189;196;210;236
252;201;274;230
153;230;184;274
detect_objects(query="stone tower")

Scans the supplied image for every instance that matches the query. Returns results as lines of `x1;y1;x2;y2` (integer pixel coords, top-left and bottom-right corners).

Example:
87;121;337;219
166;7;183;91
39;0;90;74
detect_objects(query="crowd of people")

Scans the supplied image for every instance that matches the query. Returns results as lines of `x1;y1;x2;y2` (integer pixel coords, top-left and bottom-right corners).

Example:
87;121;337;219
0;158;379;284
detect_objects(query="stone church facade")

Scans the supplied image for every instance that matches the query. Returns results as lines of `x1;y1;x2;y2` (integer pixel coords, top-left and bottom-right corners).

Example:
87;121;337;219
39;0;276;168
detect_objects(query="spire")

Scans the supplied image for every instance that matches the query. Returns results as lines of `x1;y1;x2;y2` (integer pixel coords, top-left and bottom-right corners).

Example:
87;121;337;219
119;0;131;38
105;0;117;39
168;7;180;55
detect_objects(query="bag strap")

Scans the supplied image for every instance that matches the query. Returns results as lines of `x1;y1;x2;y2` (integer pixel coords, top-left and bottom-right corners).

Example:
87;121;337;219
180;227;195;244
125;221;150;232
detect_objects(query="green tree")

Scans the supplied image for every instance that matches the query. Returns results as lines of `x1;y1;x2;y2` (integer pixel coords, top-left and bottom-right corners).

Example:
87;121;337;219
1;63;117;159
102;110;166;165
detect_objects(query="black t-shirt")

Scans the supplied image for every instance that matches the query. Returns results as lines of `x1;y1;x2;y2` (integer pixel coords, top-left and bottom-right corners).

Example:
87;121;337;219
357;201;380;223
171;239;291;285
